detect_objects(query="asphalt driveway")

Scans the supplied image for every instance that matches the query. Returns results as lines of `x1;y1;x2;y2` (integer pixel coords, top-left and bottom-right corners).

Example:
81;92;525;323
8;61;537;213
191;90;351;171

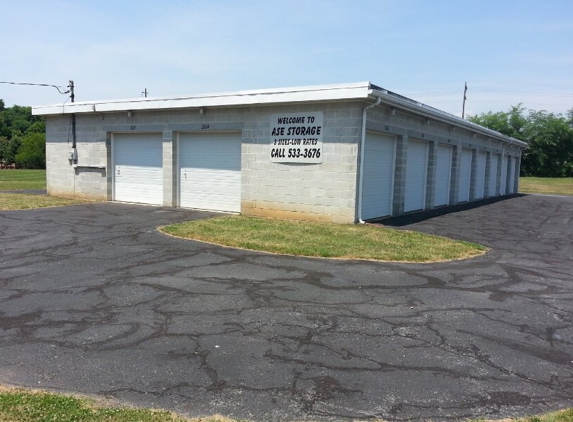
1;195;572;421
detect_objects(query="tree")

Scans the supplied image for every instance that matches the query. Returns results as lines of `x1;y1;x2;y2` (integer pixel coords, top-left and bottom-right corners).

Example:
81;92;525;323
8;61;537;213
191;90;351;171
469;106;573;177
468;104;527;140
15;132;45;169
0;100;46;168
0;135;21;165
522;110;573;177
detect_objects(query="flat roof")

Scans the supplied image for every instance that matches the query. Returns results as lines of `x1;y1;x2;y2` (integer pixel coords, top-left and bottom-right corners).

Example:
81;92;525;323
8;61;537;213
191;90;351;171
32;82;373;115
32;81;527;148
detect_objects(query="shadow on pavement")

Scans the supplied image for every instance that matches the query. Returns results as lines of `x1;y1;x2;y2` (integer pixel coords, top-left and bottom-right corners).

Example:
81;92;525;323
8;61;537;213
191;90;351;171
372;193;527;227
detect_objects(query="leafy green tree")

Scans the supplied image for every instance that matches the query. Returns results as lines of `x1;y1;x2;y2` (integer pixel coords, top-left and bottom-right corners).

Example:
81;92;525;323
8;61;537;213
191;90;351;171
469;106;573;177
0;136;8;163
468;104;527;140
15;132;45;169
0;135;22;165
0;100;45;167
25;120;45;134
522;110;573;177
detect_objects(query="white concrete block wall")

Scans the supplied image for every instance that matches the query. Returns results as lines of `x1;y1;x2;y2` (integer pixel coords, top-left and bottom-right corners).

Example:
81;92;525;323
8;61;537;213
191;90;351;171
365;103;523;218
43;98;522;222
44;102;362;223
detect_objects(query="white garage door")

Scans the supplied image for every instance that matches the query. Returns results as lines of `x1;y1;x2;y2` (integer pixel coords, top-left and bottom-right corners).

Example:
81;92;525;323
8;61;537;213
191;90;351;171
475;151;487;200
500;155;508;195
179;132;241;212
458;148;472;202
507;156;515;194
513;156;519;193
435;144;453;207
113;133;163;205
488;153;499;197
404;139;429;213
361;132;395;220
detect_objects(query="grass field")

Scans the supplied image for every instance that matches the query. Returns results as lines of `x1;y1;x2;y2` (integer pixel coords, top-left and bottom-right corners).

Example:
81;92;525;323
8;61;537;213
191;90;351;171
0;389;572;422
161;216;487;263
0;170;86;210
0;193;86;210
0;169;46;191
519;177;573;196
0;389;231;422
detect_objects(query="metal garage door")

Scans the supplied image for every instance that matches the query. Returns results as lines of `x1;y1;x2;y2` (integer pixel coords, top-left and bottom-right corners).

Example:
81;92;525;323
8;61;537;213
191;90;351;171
500;155;508;195
179;132;241;212
434;144;453;207
513;156;519;193
475;151;487;199
113;133;163;205
458;148;472;202
488;153;499;197
361;132;395;220
404;139;429;212
507;156;515;194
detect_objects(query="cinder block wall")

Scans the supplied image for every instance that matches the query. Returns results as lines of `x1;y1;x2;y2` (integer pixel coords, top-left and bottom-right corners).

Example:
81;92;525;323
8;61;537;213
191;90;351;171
44;99;522;222
44;101;362;223
45;114;108;200
242;102;362;223
364;103;523;214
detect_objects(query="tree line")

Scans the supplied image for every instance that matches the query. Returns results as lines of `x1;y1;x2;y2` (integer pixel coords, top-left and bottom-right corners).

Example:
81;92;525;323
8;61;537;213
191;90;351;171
469;105;573;177
1;98;572;176
0;99;46;169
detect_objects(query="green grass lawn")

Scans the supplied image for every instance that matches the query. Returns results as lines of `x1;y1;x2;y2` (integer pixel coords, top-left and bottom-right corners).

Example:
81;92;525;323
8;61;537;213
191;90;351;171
0;389;233;422
0;169;46;191
161;216;487;263
519;177;573;196
0;170;87;210
0;389;572;422
0;193;86;211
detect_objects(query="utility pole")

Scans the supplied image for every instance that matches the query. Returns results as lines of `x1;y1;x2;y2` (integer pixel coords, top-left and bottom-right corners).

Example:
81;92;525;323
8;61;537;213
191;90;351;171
462;81;467;119
69;80;75;103
142;88;148;97
69;80;77;163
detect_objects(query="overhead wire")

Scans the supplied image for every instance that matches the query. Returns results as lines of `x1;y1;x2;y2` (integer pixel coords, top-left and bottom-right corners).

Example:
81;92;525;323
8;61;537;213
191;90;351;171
0;81;71;95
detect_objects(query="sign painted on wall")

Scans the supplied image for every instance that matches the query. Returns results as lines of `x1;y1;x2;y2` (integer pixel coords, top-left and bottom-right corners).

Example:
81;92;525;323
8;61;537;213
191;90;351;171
270;112;324;163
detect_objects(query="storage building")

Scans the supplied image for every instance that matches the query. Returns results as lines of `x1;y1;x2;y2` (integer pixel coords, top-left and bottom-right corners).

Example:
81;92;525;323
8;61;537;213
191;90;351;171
32;82;526;223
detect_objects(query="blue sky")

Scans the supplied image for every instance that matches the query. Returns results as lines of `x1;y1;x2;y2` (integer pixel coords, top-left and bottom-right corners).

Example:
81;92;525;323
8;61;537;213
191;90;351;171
1;0;572;117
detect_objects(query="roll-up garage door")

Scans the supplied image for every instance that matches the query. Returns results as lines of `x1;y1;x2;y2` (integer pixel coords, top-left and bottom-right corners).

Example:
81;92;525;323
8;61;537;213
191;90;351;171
434;144;453;207
361;132;395;220
458;148;472;202
488;153;499;197
500;155;508;195
475;151;487;199
513;156;519;193
113;133;163;205
404;139;429;213
179;132;241;212
507;156;515;194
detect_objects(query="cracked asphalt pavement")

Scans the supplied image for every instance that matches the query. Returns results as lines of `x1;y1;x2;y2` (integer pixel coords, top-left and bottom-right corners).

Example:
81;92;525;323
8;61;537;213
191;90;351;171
1;195;572;421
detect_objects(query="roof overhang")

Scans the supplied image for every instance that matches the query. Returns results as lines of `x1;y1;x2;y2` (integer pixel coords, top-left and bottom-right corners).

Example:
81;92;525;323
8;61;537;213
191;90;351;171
32;82;372;116
32;81;526;149
368;88;528;149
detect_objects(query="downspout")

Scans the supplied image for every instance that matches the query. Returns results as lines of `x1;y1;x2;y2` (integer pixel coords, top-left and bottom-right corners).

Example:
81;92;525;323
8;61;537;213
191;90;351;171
357;96;382;224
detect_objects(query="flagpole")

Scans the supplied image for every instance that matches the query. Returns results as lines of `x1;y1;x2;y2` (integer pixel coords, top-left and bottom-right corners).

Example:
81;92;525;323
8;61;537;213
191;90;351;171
462;82;467;119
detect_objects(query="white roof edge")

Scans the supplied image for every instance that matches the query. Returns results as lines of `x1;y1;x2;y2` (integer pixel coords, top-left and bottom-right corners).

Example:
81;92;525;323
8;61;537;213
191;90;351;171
370;90;528;149
32;81;372;115
31;80;526;148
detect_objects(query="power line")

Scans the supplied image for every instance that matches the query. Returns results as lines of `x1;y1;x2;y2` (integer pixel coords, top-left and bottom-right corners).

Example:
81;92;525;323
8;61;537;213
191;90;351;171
409;89;573;98
0;81;71;95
